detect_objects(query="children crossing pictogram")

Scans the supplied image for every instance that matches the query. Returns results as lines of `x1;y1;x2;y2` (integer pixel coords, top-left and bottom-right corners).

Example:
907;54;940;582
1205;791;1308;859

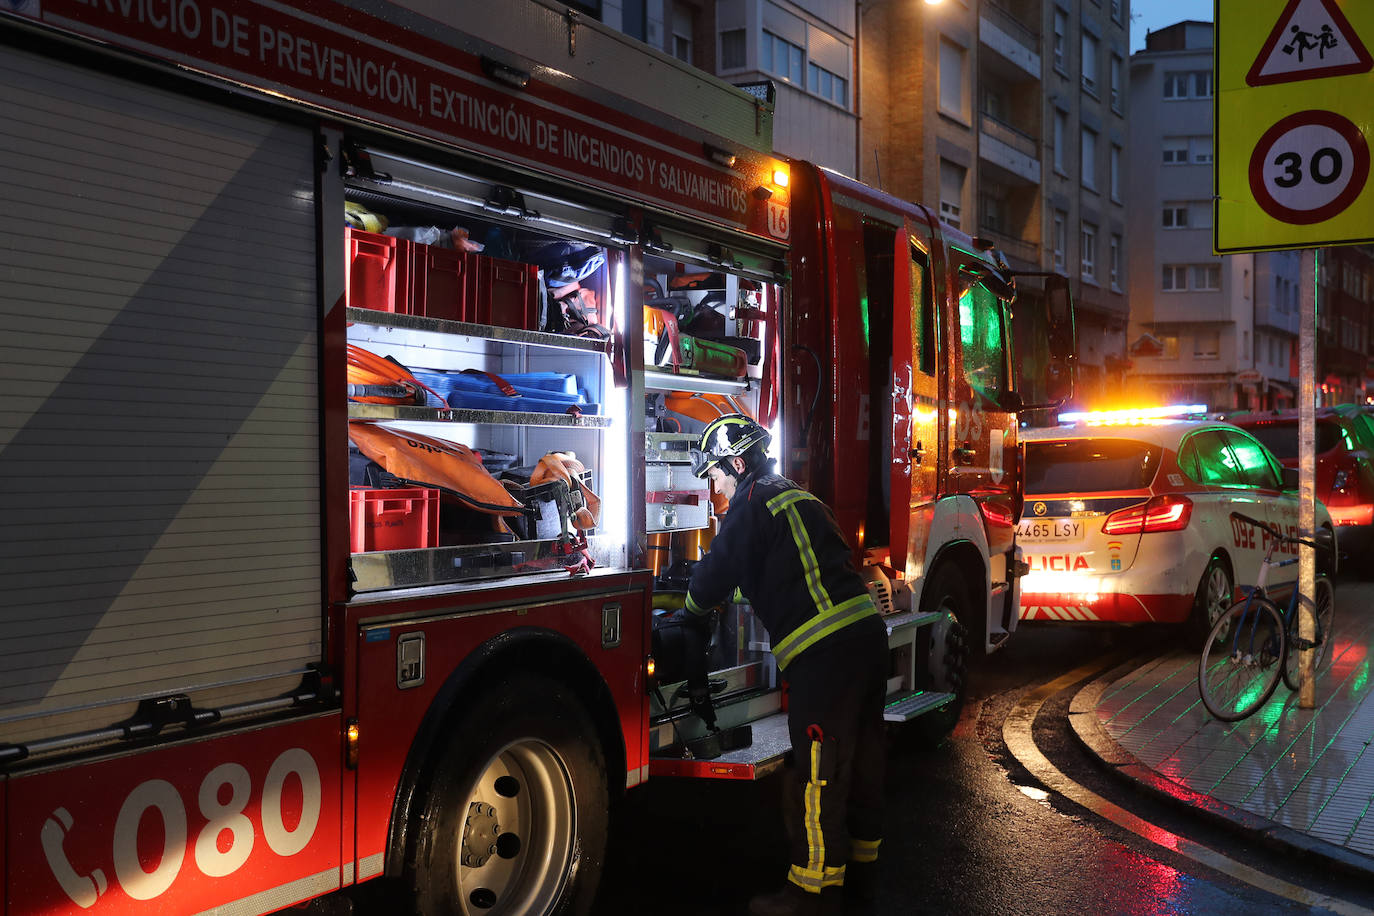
1246;0;1372;86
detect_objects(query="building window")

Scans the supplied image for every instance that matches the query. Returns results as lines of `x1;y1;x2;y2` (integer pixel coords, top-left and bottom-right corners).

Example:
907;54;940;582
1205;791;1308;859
1053;10;1067;73
1081;127;1097;190
1110;234;1122;290
808;62;849;107
623;0;647;41
1053;211;1067;272
670;3;694;63
1110;55;1123;111
1081;33;1099;95
1162;204;1189;228
1111;0;1124;25
1110;145;1121;201
1194;330;1220;359
1162;138;1188;164
1193;264;1221;290
939;159;965;229
1164;70;1212;99
1081;222;1097;281
1190;136;1213;163
1162;264;1188;290
1053;110;1067;175
980;183;1006;234
762;30;804;84
1161;334;1180;359
720;28;746;69
939;38;969;120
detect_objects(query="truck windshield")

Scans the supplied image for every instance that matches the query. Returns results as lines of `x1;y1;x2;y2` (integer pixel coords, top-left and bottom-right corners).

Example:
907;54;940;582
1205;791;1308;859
1024;438;1161;494
1240;420;1342;459
958;282;1010;407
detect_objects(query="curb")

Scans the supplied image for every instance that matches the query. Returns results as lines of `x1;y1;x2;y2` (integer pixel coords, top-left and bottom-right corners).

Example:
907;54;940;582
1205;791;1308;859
1069;665;1374;883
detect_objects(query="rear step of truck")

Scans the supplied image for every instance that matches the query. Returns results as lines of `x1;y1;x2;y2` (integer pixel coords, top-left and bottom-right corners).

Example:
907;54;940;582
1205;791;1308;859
649;710;793;780
648;687;957;780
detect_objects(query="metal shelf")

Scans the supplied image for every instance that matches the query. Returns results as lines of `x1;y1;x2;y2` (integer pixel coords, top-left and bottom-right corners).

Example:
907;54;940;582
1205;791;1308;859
346;307;611;354
348;404;613;428
644;368;752;395
350;535;620;592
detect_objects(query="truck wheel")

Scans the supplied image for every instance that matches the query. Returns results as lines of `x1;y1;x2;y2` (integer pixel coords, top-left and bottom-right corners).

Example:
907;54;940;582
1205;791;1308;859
1188;555;1232;647
408;673;608;916
906;565;971;749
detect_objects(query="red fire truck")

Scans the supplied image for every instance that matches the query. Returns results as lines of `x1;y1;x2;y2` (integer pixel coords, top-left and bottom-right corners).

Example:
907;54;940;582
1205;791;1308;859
0;1;1073;914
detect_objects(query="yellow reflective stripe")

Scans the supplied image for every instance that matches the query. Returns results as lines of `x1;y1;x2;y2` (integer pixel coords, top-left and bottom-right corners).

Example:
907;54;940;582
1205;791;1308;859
787;864;845;890
851;838;881;863
685;593;710;616
804;739;826;875
768;490;828;612
774;594;880;670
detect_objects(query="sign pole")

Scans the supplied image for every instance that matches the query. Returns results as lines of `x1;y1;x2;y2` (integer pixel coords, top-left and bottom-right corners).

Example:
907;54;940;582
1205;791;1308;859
1298;248;1317;708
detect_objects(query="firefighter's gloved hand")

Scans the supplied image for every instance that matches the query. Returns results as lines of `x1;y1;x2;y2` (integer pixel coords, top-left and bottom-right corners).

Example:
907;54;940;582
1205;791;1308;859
680;607;715;639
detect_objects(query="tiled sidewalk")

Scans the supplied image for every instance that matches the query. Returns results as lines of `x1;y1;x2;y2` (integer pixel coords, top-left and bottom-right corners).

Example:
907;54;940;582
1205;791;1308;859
1091;602;1374;862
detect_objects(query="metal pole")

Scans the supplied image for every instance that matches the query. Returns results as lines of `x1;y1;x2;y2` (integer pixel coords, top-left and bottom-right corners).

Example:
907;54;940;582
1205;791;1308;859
1298;248;1317;708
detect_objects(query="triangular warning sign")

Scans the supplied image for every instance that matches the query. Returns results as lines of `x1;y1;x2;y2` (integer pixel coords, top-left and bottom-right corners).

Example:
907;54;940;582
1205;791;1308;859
1246;0;1373;86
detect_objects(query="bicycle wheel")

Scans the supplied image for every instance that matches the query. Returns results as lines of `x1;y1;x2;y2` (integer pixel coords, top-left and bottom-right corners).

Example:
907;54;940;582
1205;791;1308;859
1282;576;1336;692
1198;597;1285;722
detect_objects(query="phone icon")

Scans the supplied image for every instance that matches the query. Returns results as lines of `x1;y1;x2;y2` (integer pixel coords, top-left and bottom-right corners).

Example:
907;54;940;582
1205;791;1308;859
41;807;107;909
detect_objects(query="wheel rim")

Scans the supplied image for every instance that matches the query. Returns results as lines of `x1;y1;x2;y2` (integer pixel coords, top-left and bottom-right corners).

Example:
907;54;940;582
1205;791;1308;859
455;739;576;914
1202;563;1232;631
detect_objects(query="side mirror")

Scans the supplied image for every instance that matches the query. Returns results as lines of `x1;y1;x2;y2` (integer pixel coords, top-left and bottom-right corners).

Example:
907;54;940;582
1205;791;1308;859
1044;274;1076;363
1281;465;1299;491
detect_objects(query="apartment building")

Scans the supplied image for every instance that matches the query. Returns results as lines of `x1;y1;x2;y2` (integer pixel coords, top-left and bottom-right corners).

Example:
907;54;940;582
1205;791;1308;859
859;0;1129;406
591;0;858;174
1127;21;1301;411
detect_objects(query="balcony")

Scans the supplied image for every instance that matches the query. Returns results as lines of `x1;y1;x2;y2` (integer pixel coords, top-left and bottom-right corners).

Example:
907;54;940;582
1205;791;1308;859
977;226;1039;268
979;112;1040;184
980;2;1040;79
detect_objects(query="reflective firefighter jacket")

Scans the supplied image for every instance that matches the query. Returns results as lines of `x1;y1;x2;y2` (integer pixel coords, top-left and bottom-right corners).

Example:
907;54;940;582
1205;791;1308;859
685;471;879;670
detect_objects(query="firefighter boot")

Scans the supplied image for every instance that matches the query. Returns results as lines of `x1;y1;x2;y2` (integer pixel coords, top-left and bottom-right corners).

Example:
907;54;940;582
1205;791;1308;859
841;861;878;912
747;882;841;916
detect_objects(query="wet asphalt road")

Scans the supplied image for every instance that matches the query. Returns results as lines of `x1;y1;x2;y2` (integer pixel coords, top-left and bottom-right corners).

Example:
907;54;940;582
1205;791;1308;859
593;596;1374;916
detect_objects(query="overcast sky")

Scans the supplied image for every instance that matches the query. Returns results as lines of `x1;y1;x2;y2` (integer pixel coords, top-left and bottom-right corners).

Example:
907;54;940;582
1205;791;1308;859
1130;1;1214;53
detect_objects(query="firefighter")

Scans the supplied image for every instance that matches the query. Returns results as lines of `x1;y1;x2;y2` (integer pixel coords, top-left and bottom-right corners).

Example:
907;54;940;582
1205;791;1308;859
683;414;888;916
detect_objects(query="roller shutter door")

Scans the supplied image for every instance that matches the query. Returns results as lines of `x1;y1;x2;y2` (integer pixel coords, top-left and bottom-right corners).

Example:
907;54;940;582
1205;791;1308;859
0;48;321;743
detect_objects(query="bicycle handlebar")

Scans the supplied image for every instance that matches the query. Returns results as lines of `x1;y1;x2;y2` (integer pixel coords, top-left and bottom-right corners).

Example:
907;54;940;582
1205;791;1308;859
1229;511;1329;552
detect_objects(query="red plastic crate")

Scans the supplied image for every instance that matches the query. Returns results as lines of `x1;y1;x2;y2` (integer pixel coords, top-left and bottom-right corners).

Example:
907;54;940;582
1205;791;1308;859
349;487;440;552
409;243;469;321
471;255;539;330
346;228;404;314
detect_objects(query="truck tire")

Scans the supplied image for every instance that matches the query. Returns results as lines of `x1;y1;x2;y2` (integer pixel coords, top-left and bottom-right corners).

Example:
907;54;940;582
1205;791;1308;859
407;672;608;916
906;565;971;749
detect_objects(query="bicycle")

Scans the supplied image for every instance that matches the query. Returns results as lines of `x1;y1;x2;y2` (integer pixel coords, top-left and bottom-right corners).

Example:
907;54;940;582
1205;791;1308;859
1196;512;1336;722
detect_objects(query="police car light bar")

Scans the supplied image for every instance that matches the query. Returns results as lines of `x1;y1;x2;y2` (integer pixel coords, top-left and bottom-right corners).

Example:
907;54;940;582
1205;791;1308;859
1058;404;1208;425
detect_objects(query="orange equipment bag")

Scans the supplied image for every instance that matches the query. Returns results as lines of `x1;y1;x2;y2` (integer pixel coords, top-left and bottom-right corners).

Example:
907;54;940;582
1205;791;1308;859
347;345;446;407
348;424;525;527
529;451;602;531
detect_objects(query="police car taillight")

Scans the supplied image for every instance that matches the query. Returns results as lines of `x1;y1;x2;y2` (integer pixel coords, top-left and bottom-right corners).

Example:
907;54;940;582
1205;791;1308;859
1101;494;1193;535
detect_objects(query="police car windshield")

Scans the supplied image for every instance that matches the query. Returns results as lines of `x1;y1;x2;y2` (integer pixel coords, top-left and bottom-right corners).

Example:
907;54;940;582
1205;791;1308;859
1025;438;1161;494
1241;420;1341;460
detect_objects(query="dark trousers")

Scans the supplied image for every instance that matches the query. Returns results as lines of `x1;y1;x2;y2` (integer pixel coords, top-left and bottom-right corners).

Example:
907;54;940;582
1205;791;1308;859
779;616;888;892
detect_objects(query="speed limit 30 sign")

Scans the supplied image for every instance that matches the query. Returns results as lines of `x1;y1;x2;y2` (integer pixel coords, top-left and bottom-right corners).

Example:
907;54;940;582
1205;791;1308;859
1217;0;1374;252
1249;109;1369;224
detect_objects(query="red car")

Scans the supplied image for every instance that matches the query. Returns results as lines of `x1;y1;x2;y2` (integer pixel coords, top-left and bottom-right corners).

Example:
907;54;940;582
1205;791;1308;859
1229;405;1374;567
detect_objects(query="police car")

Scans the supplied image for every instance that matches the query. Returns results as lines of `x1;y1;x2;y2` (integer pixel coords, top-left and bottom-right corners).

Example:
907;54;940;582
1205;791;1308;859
1017;408;1334;639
